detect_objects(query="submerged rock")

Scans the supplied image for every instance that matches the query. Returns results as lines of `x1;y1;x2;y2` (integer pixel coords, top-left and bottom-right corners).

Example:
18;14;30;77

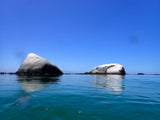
16;53;63;76
88;63;126;75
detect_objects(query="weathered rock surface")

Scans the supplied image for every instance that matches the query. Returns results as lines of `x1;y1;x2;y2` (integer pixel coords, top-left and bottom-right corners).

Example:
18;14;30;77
16;53;63;76
88;63;126;75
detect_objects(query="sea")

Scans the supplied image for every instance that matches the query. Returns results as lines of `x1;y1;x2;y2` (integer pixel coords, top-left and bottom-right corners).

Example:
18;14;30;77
0;74;160;120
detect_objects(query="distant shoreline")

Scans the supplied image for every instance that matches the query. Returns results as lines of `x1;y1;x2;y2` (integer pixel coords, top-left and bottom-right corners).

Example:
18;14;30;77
0;72;160;76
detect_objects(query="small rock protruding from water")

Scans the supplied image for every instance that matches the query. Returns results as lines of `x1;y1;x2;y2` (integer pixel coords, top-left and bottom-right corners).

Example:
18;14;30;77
137;73;144;75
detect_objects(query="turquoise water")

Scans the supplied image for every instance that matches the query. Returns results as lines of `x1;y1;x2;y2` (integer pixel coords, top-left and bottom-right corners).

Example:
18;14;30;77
0;74;160;120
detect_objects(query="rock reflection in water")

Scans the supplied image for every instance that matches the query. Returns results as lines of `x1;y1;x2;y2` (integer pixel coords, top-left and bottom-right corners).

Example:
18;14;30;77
16;76;60;105
18;76;60;93
93;75;125;94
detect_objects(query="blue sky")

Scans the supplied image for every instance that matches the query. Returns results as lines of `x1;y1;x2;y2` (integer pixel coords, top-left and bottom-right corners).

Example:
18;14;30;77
0;0;160;74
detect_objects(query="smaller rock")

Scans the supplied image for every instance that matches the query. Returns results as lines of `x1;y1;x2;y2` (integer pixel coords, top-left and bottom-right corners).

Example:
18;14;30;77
88;63;126;75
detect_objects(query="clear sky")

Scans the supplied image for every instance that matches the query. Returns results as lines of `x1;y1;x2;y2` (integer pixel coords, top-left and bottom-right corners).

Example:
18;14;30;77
0;0;160;74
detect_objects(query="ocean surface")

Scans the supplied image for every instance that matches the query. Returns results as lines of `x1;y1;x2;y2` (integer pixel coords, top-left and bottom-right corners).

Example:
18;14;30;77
0;74;160;120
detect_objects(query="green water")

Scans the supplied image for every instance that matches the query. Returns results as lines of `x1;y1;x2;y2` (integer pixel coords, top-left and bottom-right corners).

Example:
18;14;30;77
0;74;160;120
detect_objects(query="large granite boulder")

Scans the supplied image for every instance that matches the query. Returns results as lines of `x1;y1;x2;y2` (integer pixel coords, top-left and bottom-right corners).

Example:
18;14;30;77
16;53;63;76
88;63;126;75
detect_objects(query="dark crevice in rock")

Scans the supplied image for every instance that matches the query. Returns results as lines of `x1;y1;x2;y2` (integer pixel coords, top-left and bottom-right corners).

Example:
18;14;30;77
105;65;115;73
